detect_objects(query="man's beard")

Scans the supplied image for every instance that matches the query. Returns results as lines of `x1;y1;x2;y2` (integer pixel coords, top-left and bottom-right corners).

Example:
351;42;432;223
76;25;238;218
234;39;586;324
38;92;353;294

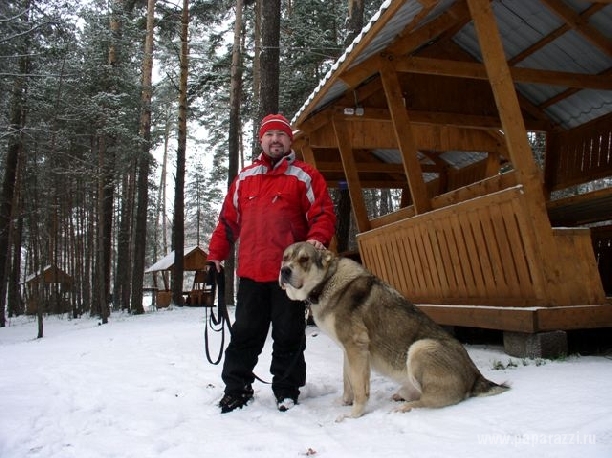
267;144;287;158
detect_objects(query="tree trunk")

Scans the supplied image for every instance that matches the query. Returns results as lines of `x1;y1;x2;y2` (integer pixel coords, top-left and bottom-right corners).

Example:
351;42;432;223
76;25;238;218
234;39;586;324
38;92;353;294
95;135;110;323
346;0;364;44
224;0;245;306
155;112;171;258
131;0;156;314
171;0;189;306
259;0;281;117
84;174;94;314
93;0;124;321
101;159;114;313
8;206;24;317
0;23;29;327
114;171;134;310
252;0;262;154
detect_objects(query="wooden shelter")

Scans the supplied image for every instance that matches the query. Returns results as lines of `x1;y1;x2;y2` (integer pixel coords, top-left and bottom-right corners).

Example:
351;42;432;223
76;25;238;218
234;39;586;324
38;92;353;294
145;246;214;307
291;0;612;342
24;265;73;314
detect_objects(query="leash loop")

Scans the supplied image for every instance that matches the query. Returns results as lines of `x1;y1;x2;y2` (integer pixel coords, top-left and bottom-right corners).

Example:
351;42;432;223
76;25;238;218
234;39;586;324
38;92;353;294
204;264;230;365
202;263;307;386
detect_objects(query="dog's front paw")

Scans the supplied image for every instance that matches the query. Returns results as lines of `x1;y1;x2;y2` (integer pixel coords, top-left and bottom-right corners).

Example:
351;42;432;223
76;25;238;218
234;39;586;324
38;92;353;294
393;402;414;413
349;403;365;418
335;407;365;422
335;413;349;422
341;392;353;406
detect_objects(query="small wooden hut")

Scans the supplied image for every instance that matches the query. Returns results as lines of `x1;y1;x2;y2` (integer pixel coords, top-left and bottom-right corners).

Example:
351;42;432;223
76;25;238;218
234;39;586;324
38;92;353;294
145;246;214;307
290;0;612;352
24;265;73;314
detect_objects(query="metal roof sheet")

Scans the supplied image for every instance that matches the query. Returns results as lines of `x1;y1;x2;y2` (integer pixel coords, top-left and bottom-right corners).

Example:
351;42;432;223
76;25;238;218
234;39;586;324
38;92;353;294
293;0;612;132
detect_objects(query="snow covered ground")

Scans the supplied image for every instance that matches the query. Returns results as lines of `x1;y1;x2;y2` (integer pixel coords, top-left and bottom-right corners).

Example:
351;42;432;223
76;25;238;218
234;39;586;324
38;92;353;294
1;306;611;458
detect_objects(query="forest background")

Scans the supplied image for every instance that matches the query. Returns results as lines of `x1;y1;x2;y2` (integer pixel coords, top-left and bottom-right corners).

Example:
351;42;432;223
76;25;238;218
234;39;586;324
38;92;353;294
0;0;399;330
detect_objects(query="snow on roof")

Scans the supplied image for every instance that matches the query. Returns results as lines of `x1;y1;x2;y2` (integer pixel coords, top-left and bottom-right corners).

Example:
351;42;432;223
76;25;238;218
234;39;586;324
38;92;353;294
145;246;202;273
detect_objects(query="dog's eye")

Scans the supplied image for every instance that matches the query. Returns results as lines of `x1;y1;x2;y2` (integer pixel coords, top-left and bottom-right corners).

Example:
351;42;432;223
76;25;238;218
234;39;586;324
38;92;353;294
299;256;309;264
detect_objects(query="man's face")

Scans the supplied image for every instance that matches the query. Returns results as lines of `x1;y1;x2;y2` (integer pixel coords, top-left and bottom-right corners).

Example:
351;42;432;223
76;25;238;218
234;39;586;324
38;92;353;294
261;130;292;161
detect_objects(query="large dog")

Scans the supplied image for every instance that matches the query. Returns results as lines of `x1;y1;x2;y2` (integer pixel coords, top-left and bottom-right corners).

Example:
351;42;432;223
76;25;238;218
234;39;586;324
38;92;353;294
279;242;509;419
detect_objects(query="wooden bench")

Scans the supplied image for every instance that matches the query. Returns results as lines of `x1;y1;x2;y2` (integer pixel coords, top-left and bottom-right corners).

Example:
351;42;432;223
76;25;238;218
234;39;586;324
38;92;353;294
357;185;609;332
547;187;612;226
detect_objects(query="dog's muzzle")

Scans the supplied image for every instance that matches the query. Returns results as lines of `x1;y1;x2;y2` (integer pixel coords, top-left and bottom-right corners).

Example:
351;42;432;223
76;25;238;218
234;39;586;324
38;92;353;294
279;266;292;286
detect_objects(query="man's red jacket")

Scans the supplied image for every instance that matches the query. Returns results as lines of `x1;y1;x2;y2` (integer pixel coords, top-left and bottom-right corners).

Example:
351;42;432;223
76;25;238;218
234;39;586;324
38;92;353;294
208;151;336;283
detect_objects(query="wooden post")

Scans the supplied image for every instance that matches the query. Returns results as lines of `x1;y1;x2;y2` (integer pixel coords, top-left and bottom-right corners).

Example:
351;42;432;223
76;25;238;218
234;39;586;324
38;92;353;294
466;0;569;305
379;57;432;215
332;117;371;233
299;142;317;166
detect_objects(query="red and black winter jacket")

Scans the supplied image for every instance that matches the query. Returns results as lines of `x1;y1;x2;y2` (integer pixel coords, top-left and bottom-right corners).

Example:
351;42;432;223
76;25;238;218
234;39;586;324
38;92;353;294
208;151;336;283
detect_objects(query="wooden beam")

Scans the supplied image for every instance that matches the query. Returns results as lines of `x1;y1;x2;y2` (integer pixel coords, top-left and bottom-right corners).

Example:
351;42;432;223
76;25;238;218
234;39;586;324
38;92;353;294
539;67;612;110
299;143;317;166
296;109;332;139
336;107;515;130
308;118;506;152
536;305;612;331
379;57;432;214
339;1;469;89
316;160;443;174
541;0;612;57
466;0;569;305
394;56;612;90
317;161;402;173
418;303;612;332
508;3;607;65
337;107;512;130
417;304;538;333
332;118;371;232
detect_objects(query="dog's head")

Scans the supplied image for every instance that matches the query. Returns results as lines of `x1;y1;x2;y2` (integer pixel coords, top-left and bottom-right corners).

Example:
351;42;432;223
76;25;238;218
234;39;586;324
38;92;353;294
279;242;335;301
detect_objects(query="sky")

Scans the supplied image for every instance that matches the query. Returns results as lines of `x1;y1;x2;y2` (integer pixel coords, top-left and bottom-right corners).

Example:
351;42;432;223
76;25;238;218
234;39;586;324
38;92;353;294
1;305;611;458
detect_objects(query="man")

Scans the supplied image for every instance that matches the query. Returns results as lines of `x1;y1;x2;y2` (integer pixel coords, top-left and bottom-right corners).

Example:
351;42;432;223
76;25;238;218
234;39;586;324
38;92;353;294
208;113;336;413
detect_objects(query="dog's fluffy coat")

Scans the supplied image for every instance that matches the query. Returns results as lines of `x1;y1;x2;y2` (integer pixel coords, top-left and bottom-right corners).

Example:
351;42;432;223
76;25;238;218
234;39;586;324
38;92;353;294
279;242;509;419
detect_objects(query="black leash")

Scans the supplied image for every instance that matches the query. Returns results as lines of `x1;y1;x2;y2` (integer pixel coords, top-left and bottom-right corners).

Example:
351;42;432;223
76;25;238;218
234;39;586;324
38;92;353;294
203;263;307;385
204;265;230;365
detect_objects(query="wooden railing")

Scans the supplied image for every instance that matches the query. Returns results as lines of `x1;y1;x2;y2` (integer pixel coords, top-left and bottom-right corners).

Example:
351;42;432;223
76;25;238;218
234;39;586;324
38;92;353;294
357;185;605;308
546;112;612;192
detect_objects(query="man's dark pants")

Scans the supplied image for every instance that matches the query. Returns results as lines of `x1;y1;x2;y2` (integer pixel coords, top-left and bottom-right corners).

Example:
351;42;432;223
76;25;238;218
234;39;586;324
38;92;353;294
221;277;306;399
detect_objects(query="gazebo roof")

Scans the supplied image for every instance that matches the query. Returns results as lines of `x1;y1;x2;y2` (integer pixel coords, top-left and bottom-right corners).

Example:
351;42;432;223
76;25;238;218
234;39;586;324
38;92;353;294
25;265;73;284
145;246;209;273
293;0;611;131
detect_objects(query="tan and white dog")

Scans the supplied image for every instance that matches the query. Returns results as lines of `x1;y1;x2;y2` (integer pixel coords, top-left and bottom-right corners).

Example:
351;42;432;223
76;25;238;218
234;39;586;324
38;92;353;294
279;242;509;420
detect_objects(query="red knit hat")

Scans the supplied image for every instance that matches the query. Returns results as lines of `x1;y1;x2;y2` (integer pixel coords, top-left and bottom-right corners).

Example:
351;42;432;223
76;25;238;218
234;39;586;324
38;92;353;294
259;114;293;141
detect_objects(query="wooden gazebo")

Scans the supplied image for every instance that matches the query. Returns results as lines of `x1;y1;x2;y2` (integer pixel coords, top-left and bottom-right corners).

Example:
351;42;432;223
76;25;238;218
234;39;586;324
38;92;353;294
291;0;612;352
24;265;73;314
145;246;214;307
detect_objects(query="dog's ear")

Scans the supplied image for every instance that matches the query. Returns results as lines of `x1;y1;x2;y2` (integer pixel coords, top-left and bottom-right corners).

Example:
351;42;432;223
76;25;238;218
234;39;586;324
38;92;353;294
320;248;334;267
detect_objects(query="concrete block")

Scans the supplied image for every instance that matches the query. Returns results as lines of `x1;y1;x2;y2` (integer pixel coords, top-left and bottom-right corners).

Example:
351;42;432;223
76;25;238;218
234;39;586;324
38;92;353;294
503;330;568;359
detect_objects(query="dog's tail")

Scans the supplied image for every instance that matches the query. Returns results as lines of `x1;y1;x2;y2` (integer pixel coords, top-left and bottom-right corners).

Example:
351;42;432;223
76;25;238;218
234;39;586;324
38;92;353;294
470;374;510;397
